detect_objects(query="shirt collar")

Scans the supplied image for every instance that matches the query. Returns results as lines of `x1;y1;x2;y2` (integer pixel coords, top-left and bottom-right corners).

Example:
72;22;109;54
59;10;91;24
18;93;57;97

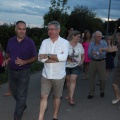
93;40;102;45
49;36;60;43
15;36;27;42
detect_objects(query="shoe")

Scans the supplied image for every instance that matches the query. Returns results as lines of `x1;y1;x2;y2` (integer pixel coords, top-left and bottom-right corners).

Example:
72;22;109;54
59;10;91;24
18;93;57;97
96;82;100;85
65;96;69;100
100;92;104;97
14;118;20;120
87;95;94;99
24;105;27;111
4;91;12;96
82;77;87;80
69;99;75;105
112;99;120;104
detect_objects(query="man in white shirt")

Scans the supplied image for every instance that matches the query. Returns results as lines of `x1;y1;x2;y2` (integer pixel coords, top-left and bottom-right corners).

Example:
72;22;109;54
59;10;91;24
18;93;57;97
38;21;69;120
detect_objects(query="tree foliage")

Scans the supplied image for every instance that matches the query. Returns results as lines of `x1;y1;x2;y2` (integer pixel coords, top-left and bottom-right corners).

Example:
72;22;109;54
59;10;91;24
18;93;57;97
49;0;69;12
66;5;104;34
0;24;15;49
0;24;47;51
1;0;120;51
43;0;69;37
103;18;120;35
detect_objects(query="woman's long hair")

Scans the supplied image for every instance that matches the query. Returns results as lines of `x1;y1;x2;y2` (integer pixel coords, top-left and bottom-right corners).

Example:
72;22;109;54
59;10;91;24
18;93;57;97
83;30;91;43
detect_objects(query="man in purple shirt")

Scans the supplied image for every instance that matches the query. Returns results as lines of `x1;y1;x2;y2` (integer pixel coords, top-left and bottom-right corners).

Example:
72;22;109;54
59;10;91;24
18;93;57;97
2;20;37;120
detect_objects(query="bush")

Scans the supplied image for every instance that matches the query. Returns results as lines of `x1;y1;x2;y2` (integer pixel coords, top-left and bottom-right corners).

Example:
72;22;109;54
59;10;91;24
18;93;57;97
0;61;43;85
30;61;43;73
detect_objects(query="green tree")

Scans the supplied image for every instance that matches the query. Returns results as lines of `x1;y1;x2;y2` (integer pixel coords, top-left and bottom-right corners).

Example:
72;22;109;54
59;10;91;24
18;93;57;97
0;24;15;50
92;18;105;33
43;0;69;37
67;5;104;33
117;18;120;32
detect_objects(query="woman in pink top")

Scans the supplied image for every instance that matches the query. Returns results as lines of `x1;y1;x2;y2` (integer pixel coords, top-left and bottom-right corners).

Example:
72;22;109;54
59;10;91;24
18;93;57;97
82;30;91;80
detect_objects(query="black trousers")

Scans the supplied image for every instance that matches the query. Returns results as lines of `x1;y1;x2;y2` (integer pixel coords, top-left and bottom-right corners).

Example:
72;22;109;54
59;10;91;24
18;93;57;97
8;68;30;120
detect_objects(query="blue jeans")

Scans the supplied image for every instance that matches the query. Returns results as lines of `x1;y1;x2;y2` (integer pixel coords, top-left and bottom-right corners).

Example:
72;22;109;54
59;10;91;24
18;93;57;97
8;68;30;120
66;66;80;75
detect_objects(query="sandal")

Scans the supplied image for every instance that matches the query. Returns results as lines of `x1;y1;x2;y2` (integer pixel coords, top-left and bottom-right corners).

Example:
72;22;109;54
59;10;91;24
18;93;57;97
69;99;75;105
4;91;12;96
65;96;69;100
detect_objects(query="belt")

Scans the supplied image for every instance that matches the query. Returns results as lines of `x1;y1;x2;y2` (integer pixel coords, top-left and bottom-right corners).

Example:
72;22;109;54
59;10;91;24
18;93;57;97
92;58;105;61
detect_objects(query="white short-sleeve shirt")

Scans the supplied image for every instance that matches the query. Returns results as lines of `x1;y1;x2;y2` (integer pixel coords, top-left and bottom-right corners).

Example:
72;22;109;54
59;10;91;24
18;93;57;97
66;42;84;68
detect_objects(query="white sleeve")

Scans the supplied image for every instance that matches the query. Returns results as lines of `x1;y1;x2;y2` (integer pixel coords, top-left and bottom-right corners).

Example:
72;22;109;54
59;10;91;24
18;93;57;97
57;41;69;61
38;40;48;63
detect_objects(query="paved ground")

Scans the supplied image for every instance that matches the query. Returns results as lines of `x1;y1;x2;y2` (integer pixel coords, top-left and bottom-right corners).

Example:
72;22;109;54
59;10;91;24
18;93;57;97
0;69;120;120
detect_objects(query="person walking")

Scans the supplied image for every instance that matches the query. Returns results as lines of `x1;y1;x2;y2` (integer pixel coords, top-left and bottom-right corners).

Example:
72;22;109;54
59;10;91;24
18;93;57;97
82;30;91;80
38;21;69;120
0;44;12;96
87;31;108;99
112;33;120;105
65;30;84;105
2;20;37;120
105;35;117;80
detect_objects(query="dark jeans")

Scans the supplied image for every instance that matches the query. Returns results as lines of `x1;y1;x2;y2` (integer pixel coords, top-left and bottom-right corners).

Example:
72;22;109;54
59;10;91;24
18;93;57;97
8;68;30;120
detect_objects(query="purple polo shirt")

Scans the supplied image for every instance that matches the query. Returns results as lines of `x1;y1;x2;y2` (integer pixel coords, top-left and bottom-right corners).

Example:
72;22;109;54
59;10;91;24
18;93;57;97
6;36;37;70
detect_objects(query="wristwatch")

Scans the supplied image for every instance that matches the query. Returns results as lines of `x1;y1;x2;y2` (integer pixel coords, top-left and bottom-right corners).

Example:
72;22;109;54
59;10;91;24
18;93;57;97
48;54;50;59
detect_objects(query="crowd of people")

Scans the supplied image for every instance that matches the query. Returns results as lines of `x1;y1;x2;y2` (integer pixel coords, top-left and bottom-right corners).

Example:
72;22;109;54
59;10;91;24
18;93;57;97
0;20;120;120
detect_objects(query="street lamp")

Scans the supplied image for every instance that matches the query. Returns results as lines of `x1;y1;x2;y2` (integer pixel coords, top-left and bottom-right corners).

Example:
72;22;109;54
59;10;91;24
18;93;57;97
106;0;111;36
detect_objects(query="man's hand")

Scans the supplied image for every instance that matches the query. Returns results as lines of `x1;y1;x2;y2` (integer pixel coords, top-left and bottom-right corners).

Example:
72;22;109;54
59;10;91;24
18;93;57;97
91;51;97;55
67;57;73;62
99;48;109;52
2;58;10;67
15;57;27;66
38;54;48;60
99;48;103;53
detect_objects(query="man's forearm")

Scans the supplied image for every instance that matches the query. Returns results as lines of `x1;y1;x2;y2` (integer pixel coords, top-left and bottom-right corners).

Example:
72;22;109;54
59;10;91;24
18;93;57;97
45;59;58;63
49;54;59;61
25;57;37;64
4;53;10;60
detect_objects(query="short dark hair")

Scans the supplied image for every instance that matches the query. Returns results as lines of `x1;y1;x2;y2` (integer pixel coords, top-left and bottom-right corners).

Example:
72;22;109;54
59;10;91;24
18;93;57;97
16;20;26;26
